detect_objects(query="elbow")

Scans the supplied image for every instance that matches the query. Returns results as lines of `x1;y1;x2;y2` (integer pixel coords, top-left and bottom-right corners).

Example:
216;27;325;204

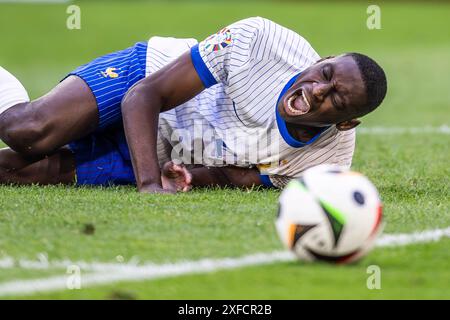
121;80;163;114
122;81;148;111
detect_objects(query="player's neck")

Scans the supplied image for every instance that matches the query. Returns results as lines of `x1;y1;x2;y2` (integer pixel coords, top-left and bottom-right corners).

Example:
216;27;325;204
286;123;325;143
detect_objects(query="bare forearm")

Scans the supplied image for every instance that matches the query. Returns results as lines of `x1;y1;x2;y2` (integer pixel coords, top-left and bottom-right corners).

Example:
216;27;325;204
122;83;162;190
190;166;263;188
120;52;205;192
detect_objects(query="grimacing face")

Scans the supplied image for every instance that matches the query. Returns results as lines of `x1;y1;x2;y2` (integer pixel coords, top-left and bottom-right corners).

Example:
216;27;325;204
278;55;367;130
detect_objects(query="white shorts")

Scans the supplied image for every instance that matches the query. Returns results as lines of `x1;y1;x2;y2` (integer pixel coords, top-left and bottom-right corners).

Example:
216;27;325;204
0;66;30;115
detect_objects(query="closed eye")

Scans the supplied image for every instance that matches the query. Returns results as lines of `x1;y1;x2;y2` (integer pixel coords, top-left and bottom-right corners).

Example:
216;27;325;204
332;95;346;111
322;64;333;81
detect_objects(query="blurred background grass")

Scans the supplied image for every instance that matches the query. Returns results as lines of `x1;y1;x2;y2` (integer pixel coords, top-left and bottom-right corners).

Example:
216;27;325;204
0;0;449;128
0;0;448;233
0;0;449;299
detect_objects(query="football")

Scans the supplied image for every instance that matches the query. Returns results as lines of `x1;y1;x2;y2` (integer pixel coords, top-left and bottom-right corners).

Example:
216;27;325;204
275;164;384;264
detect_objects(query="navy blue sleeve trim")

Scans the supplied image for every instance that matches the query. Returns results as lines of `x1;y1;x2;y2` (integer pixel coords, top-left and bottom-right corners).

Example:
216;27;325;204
259;174;275;188
190;44;218;88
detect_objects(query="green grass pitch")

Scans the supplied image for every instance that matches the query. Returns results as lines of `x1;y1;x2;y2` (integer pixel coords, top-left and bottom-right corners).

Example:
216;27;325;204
0;1;449;299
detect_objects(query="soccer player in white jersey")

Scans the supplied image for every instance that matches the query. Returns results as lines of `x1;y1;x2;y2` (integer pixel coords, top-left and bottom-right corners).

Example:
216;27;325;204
0;17;387;192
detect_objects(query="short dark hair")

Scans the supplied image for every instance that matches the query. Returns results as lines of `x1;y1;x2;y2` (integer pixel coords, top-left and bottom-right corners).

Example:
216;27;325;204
345;52;387;116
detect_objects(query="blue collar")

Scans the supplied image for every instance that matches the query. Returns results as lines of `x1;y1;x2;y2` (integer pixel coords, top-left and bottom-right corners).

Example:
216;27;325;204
275;73;330;148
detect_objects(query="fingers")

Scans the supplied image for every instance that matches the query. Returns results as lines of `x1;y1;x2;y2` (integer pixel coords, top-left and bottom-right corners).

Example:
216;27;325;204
178;165;192;186
171;163;184;173
163;161;184;176
172;163;192;184
182;184;192;192
185;170;192;186
161;161;192;193
162;161;176;178
162;161;174;172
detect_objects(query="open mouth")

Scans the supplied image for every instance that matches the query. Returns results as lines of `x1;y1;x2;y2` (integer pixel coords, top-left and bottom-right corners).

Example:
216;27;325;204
285;90;311;116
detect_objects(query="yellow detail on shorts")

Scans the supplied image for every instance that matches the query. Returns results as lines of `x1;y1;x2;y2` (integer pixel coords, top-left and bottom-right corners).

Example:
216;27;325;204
101;67;119;78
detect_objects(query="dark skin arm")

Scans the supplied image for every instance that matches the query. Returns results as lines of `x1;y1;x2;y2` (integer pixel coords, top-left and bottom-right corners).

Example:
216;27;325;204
190;166;263;188
161;161;264;192
121;51;204;193
122;51;266;193
0;147;263;189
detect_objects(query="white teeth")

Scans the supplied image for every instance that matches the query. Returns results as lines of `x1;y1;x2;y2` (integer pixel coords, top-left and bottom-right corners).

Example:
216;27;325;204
302;92;311;109
287;95;302;114
287;93;307;115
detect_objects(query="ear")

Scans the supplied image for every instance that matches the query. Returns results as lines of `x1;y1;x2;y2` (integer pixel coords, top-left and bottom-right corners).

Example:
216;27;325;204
336;119;361;131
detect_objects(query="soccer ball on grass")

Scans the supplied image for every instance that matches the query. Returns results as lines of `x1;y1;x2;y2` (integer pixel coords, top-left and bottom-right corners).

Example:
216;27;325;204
275;165;383;264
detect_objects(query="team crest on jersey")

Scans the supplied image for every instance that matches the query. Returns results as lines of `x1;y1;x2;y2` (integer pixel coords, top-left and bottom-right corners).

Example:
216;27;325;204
203;27;233;52
100;67;120;78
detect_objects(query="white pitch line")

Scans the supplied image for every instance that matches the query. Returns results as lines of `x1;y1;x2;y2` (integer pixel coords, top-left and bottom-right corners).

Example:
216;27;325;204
376;227;450;247
0;227;449;297
357;125;449;135
0;251;296;297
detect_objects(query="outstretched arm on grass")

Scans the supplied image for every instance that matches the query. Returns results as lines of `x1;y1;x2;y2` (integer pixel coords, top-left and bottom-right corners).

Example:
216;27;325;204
161;161;263;192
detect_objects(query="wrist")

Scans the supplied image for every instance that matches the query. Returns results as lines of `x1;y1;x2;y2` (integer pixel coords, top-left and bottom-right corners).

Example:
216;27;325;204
138;181;162;192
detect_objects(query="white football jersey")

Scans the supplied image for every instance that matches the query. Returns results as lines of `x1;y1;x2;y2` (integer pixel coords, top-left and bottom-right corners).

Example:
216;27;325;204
145;17;355;188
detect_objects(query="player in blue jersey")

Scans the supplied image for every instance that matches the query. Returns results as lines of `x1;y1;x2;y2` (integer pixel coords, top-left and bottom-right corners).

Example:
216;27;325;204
0;17;387;193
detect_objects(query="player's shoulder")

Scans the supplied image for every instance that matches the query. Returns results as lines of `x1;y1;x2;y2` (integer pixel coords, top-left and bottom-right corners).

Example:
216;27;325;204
148;36;198;51
235;17;319;63
229;16;292;34
227;16;294;38
235;17;304;36
228;16;265;29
